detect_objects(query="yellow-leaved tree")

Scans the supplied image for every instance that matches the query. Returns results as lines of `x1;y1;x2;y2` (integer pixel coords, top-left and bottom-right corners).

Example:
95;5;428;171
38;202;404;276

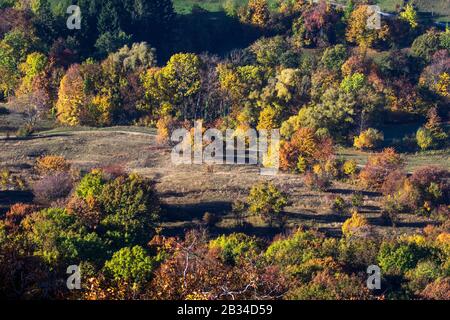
346;5;389;49
56;64;85;126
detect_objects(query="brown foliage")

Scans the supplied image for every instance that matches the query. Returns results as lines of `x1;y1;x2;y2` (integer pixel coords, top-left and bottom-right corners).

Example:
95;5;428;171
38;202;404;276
5;203;36;230
359;148;405;189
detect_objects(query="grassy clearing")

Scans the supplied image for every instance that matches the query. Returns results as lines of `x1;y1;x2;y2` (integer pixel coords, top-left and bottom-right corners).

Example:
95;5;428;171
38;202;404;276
337;147;450;172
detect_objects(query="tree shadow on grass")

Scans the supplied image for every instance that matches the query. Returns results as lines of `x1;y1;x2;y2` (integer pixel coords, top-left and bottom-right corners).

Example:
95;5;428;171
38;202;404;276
0;190;34;216
161;200;232;222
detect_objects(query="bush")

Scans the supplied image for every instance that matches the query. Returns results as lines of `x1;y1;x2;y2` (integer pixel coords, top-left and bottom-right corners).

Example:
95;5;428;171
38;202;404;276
36;155;70;174
247;182;288;227
377;242;431;275
421;277;450;300
32;172;73;204
416;109;448;151
381;195;402;226
342;211;368;237
202;212;220;227
381;170;407;196
332;196;350;215
304;172;331;191
104;246;155;284
16;124;34;137
209;233;259;265
359;148;404;189
231;200;247;227
98;173;160;247
76;170;106;200
353;128;384;150
407;166;449;213
66;195;102;230
286;270;371;300
351;192;364;209
342;160;357;177
5;203;36;229
405;260;441;294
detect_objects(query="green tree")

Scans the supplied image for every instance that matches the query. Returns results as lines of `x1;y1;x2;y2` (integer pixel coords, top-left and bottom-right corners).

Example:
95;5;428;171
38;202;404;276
99;173;160;248
399;4;418;29
104;246;155;284
320;44;348;72
247;182;288;227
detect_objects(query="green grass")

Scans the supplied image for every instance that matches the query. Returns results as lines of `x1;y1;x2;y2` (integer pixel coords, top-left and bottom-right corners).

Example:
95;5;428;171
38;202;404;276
337;147;450;172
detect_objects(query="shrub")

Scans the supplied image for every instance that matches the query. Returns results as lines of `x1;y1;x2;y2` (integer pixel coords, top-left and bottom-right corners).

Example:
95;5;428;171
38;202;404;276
5;203;36;229
407;166;449;213
332;196;350;215
231;200;247;227
286;270;371;300
16;124;34;137
353;128;384;150
416;109;448;151
32;172;73;204
381;195;402;226
377;242;431;275
247;182;288;227
405;260;441;294
359;148;405;189
381;170;407;196
421;277;450;300
209;233;259;265
66;195;102;230
76;170;106;200
36;155;70;174
416;127;434;150
202;212;220;227
265;229;338;270
342;211;368;237
104;246;155;284
304;172;331;191
351;192;364;209
98;173;160;247
342;160;357;176
156;116;177;144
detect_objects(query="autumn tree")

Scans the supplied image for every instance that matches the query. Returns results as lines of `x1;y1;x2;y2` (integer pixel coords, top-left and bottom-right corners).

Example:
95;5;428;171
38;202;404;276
359;148;405;189
346;5;388;49
399;4;418;29
416;108;448;150
55;64;85;126
247;182;288;227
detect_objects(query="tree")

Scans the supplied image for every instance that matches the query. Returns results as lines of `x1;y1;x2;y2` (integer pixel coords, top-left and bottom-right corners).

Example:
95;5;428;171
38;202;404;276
209;233;258;265
0;29;37;97
416;108;448;150
108;42;156;72
17;52;48;95
342;211;368;237
239;0;270;28
399;4;418;29
9;88;49;130
411;30;442;63
320;44;348;72
98;173;160;248
346;5;388;49
247;182;288;227
359;148;405;189
55;64;85;126
353;128;384;150
104;246;155;284
142;53;202;120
